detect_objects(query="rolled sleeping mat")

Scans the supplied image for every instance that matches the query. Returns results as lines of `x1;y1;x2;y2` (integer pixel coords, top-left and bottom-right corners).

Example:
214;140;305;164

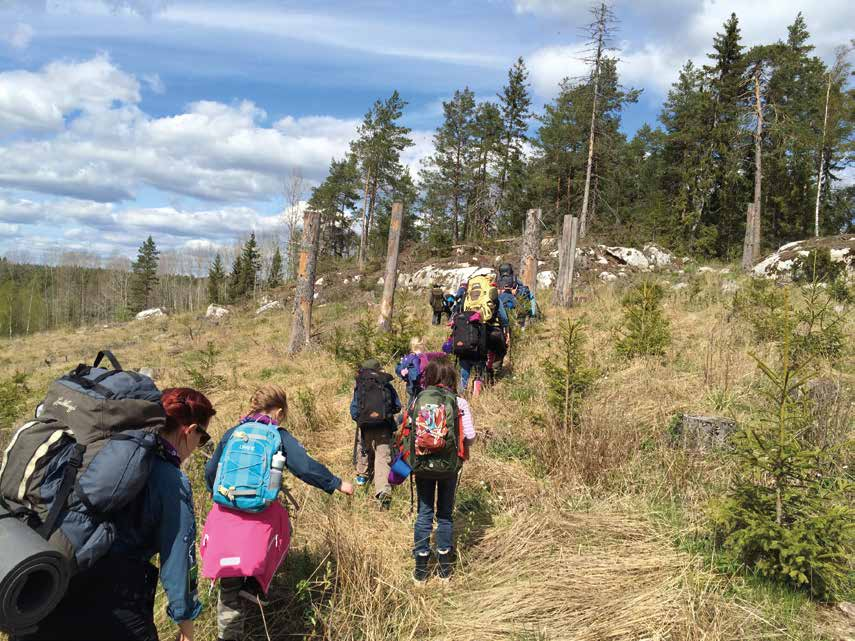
0;510;70;636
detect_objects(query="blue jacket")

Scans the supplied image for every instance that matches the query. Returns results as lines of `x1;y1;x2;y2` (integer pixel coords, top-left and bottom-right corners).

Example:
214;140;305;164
349;377;401;423
494;298;510;328
111;441;201;623
205;424;342;495
395;354;422;399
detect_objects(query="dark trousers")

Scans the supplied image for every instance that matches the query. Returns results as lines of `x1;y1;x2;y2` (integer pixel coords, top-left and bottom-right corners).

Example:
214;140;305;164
19;556;159;641
486;326;507;360
431;310;443;325
413;475;458;556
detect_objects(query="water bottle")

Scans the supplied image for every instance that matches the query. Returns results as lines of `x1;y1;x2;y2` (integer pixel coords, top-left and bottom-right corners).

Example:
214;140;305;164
269;451;286;493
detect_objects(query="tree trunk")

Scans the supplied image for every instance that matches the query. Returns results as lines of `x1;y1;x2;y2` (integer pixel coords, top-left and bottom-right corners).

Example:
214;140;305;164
357;169;371;272
287;208;321;354
579;6;605;240
814;75;832;238
378;202;404;332
742;69;764;271
519;208;541;294
555;215;579;308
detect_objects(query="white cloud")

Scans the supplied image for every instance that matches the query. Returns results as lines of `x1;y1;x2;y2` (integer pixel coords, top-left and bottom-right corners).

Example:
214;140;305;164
0;56;420;204
142;72;165;94
528;44;591;96
0;53;139;134
0;222;19;235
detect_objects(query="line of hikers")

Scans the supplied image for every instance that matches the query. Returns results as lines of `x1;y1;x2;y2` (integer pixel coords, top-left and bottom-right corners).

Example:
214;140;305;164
1;348;477;641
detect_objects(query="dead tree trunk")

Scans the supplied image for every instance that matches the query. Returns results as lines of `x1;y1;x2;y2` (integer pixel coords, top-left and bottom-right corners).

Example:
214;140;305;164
287;208;321;354
742;68;764;271
519;208;541;294
357;169;371;272
814;74;832;238
555;215;579;308
377;202;404;332
579;3;608;240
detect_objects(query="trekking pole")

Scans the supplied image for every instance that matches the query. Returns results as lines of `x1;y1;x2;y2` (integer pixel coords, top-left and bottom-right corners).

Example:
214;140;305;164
351;424;359;467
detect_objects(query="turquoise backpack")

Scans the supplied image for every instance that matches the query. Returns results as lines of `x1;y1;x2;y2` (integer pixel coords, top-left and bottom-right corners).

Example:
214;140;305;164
213;421;282;512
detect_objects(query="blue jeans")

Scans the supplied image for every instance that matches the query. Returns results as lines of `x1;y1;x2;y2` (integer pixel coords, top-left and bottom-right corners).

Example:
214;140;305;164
413;475;458;556
459;360;474;391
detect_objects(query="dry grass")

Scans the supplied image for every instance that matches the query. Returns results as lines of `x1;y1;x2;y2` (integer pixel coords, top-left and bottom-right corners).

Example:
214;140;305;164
1;266;850;641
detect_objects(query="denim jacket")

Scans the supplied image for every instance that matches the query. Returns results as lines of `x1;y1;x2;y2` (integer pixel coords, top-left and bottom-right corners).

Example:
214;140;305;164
111;438;201;623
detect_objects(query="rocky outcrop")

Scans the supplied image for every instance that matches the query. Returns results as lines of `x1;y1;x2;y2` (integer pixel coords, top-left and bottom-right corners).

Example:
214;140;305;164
205;304;229;320
753;235;855;280
537;271;556;289
135;308;167;321
255;300;284;315
673;414;736;450
604;246;649;269
399;264;494;291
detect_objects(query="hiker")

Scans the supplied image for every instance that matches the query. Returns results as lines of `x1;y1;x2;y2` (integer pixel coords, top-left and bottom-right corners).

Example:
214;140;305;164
203;385;353;641
452;281;467;315
429;283;445;325
402;357;476;582
395;337;445;406
455;275;509;391
442;292;456;322
21;387;216;641
497;262;516;291
350;358;401;508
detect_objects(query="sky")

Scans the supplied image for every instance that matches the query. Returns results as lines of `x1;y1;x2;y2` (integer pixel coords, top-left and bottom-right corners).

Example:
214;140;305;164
0;0;852;262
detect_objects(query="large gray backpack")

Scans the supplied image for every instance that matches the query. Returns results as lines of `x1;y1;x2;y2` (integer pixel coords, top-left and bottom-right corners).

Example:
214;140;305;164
0;351;166;572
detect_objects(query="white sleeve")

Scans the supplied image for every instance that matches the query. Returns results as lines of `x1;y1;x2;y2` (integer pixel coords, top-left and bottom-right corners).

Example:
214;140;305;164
456;396;476;440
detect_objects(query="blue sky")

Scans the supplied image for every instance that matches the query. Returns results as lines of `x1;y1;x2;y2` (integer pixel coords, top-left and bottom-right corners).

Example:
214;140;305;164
0;0;852;262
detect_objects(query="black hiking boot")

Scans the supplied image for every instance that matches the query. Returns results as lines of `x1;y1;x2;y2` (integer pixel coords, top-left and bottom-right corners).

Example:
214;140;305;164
437;549;454;580
376;491;392;510
413;553;430;583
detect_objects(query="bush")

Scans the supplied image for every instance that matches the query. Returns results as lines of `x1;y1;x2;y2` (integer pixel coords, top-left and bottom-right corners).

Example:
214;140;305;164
542;319;596;429
0;372;30;430
710;326;853;601
616;281;671;358
184;341;225;391
323;315;424;369
792;248;845;285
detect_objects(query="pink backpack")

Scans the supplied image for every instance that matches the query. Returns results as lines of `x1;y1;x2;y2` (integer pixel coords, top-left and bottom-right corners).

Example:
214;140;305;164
200;501;291;593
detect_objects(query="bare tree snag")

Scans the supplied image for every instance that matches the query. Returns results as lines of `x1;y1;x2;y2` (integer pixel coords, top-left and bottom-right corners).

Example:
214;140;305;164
287;208;321;354
357;169;371;272
519;208;541;294
555;215;579;308
378;202;404;332
742;67;764;271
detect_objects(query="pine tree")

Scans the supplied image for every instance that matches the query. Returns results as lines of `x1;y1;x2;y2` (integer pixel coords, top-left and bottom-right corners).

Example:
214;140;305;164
468;101;504;238
129;236;159;313
350;91;413;269
497;58;533;232
421;88;478;242
207;253;225;304
238;233;262;297
308;154;362;258
268;246;283;289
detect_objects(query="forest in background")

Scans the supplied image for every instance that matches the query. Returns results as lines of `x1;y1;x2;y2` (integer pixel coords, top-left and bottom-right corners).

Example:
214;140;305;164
1;9;853;337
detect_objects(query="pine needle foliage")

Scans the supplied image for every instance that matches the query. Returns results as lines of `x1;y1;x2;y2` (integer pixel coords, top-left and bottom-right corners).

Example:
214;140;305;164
543;319;596;430
616;281;671;358
710;322;853;601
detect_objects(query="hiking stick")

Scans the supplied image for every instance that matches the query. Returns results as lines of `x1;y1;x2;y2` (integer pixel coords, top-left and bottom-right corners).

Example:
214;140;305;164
351;424;359;467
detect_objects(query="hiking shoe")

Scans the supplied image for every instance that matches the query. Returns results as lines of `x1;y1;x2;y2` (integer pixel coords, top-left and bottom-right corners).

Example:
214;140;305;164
238;577;269;606
376;491;392;510
355;474;369;487
413;553;430;583
437;549;454;580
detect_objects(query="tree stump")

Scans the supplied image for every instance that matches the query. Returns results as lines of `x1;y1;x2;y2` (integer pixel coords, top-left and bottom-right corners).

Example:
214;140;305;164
674;414;736;450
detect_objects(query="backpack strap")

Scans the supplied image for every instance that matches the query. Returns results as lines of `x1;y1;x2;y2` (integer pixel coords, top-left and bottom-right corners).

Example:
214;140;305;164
37;443;86;539
93;350;123;371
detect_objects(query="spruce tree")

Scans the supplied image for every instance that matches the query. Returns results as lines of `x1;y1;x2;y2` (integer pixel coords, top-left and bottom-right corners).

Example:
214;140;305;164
469;101;504;237
207;253;225;305
239;233;262;296
129;236;159;313
308;155;361;257
268;246;283;289
227;254;243;302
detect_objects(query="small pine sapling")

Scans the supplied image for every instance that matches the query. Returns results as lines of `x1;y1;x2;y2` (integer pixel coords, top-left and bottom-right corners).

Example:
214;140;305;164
542;319;596;443
616;281;671;358
710;319;853;600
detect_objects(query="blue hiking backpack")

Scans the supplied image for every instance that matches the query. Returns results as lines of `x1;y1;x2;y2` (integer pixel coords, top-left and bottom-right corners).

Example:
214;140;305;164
212;421;283;512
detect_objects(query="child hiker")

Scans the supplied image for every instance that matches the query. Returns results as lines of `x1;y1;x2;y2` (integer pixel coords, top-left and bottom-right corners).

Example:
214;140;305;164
350;358;401;509
395;337;445;407
202;385;353;641
401;356;476;582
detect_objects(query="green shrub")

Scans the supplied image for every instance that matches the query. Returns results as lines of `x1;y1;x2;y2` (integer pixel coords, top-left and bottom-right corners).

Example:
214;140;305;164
0;372;30;430
792;248;845;284
487;434;535;462
184;341;225;391
323;315;423;368
616;281;671;358
710;326;853;601
543;319;596;429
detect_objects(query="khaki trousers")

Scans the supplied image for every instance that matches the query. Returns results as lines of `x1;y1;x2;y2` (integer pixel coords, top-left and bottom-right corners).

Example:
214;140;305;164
355;426;392;497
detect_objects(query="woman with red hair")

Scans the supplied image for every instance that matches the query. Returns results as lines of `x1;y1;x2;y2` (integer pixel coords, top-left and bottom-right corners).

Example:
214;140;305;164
23;387;216;641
